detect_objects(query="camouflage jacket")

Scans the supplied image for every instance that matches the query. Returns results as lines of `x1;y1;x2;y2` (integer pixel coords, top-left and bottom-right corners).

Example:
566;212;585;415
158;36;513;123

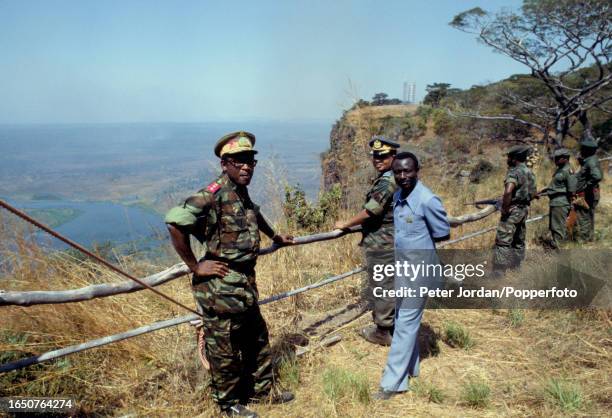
543;163;577;207
575;155;603;193
164;174;261;264
361;170;397;251
505;163;537;206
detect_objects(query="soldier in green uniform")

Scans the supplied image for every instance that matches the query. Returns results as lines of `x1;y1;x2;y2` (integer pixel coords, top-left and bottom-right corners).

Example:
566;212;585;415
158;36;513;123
574;140;603;242
493;145;537;271
334;136;398;346
537;148;577;248
165;131;294;417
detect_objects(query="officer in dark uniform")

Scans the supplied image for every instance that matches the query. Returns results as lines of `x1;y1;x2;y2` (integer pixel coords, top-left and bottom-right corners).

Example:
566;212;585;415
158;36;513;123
334;136;399;346
574;139;603;241
165;131;294;417
493;145;537;271
537;148;577;248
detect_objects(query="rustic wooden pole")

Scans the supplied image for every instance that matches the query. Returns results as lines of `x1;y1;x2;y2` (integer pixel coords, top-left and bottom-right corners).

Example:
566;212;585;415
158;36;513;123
0;267;365;373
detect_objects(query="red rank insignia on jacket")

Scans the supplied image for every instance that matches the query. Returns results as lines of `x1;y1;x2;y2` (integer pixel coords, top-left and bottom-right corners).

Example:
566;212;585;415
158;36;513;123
206;181;221;193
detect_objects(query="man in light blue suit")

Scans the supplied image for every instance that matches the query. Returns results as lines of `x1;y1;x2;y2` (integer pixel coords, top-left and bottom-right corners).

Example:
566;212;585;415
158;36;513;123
375;151;450;399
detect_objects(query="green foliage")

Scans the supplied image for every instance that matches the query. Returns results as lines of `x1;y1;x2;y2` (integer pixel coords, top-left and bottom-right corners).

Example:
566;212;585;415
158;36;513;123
371;92;402;106
350;99;370;109
432;108;453;135
322;366;370;405
424;83;461;107
283;184;342;232
545;378;583;411
444;321;475;350
508;309;525;327
415;105;433;123
413;380;446;404
278;356;300;389
462;379;491;408
450;1;611;143
378;114;425;140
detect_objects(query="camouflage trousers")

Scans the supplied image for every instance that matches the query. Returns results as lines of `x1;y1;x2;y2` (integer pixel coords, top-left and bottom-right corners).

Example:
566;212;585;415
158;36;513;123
193;270;273;411
574;192;599;242
549;205;570;249
493;205;528;271
365;250;395;329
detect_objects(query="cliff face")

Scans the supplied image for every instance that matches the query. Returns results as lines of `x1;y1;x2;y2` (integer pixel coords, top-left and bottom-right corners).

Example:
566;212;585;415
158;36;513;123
321;104;418;209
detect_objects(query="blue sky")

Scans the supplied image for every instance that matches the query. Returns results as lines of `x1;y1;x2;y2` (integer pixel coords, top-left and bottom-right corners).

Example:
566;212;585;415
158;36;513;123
0;0;526;123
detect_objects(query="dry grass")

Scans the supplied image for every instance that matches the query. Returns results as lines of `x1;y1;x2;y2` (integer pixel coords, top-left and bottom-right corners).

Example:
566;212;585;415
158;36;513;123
1;136;610;416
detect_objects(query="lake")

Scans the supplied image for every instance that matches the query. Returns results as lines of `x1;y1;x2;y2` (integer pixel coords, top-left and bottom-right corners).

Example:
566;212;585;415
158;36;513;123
0;121;333;249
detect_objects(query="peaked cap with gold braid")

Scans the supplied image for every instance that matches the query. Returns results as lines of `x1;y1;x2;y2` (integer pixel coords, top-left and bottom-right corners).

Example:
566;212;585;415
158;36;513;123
368;136;400;157
214;131;258;158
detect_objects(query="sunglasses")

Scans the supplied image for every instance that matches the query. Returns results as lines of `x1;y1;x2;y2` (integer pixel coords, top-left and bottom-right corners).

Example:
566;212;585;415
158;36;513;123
224;157;258;168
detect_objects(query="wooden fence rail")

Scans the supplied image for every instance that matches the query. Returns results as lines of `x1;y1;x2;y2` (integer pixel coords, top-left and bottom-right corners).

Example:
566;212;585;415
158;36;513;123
1;206;496;307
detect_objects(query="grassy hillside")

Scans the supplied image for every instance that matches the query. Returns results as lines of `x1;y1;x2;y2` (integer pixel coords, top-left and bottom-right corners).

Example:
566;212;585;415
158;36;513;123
2;158;610;417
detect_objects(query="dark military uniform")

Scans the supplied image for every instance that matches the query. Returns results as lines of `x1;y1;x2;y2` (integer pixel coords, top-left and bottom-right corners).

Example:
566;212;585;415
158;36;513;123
574;142;603;241
493;147;537;270
361;169;397;329
165;169;273;409
541;149;577;248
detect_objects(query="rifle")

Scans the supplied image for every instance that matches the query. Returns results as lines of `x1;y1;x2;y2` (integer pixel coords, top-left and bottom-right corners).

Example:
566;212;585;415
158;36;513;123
566;207;577;240
464;197;502;211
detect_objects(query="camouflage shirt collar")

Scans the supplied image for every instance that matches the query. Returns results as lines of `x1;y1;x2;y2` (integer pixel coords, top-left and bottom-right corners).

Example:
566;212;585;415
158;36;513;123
220;173;250;198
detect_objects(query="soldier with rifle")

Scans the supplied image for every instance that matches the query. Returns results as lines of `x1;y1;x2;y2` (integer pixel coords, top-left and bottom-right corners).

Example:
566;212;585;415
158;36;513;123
536;148;577;248
492;145;537;272
574;140;603;242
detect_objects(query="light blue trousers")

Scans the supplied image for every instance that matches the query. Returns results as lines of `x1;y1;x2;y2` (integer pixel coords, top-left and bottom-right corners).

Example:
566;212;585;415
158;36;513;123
379;305;425;392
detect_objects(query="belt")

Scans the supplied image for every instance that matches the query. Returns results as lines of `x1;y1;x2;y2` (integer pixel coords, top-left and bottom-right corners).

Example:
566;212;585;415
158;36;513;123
202;254;256;274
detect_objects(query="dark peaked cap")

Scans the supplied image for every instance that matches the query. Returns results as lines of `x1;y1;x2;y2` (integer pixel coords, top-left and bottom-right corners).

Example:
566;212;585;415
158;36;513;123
369;136;400;156
507;145;531;160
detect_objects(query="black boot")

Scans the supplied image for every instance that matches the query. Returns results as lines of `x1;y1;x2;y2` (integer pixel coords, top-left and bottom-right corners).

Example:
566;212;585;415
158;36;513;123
359;325;392;346
250;390;295;404
223;404;259;417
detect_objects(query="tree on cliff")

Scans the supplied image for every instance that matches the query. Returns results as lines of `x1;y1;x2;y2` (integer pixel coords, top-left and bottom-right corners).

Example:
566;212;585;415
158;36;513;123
371;92;402;106
424;83;460;107
450;0;611;147
372;93;389;105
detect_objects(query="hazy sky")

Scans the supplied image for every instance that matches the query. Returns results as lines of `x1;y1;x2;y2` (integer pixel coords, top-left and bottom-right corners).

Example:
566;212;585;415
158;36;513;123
0;0;526;123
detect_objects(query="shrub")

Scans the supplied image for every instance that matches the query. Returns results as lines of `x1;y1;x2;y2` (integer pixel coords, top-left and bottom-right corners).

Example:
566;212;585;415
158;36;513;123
545;378;583;412
462;379;490;407
413;380;445;404
283;184;342;232
322;367;370;405
444;321;475;350
508;309;525;327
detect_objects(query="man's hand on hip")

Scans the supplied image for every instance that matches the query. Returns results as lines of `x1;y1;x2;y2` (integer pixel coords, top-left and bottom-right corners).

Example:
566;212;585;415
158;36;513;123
192;260;230;277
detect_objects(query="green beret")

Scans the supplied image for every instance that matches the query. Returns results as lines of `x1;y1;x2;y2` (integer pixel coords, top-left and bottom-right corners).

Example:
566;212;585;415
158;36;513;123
369;136;400;156
552;148;571;158
214;131;257;158
579;140;598;149
507;145;531;161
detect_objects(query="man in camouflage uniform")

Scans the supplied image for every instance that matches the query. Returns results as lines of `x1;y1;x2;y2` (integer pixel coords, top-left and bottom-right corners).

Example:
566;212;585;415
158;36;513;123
493;145;537;271
537;148;576;248
574;140;603;242
165;131;294;417
334;136;398;346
